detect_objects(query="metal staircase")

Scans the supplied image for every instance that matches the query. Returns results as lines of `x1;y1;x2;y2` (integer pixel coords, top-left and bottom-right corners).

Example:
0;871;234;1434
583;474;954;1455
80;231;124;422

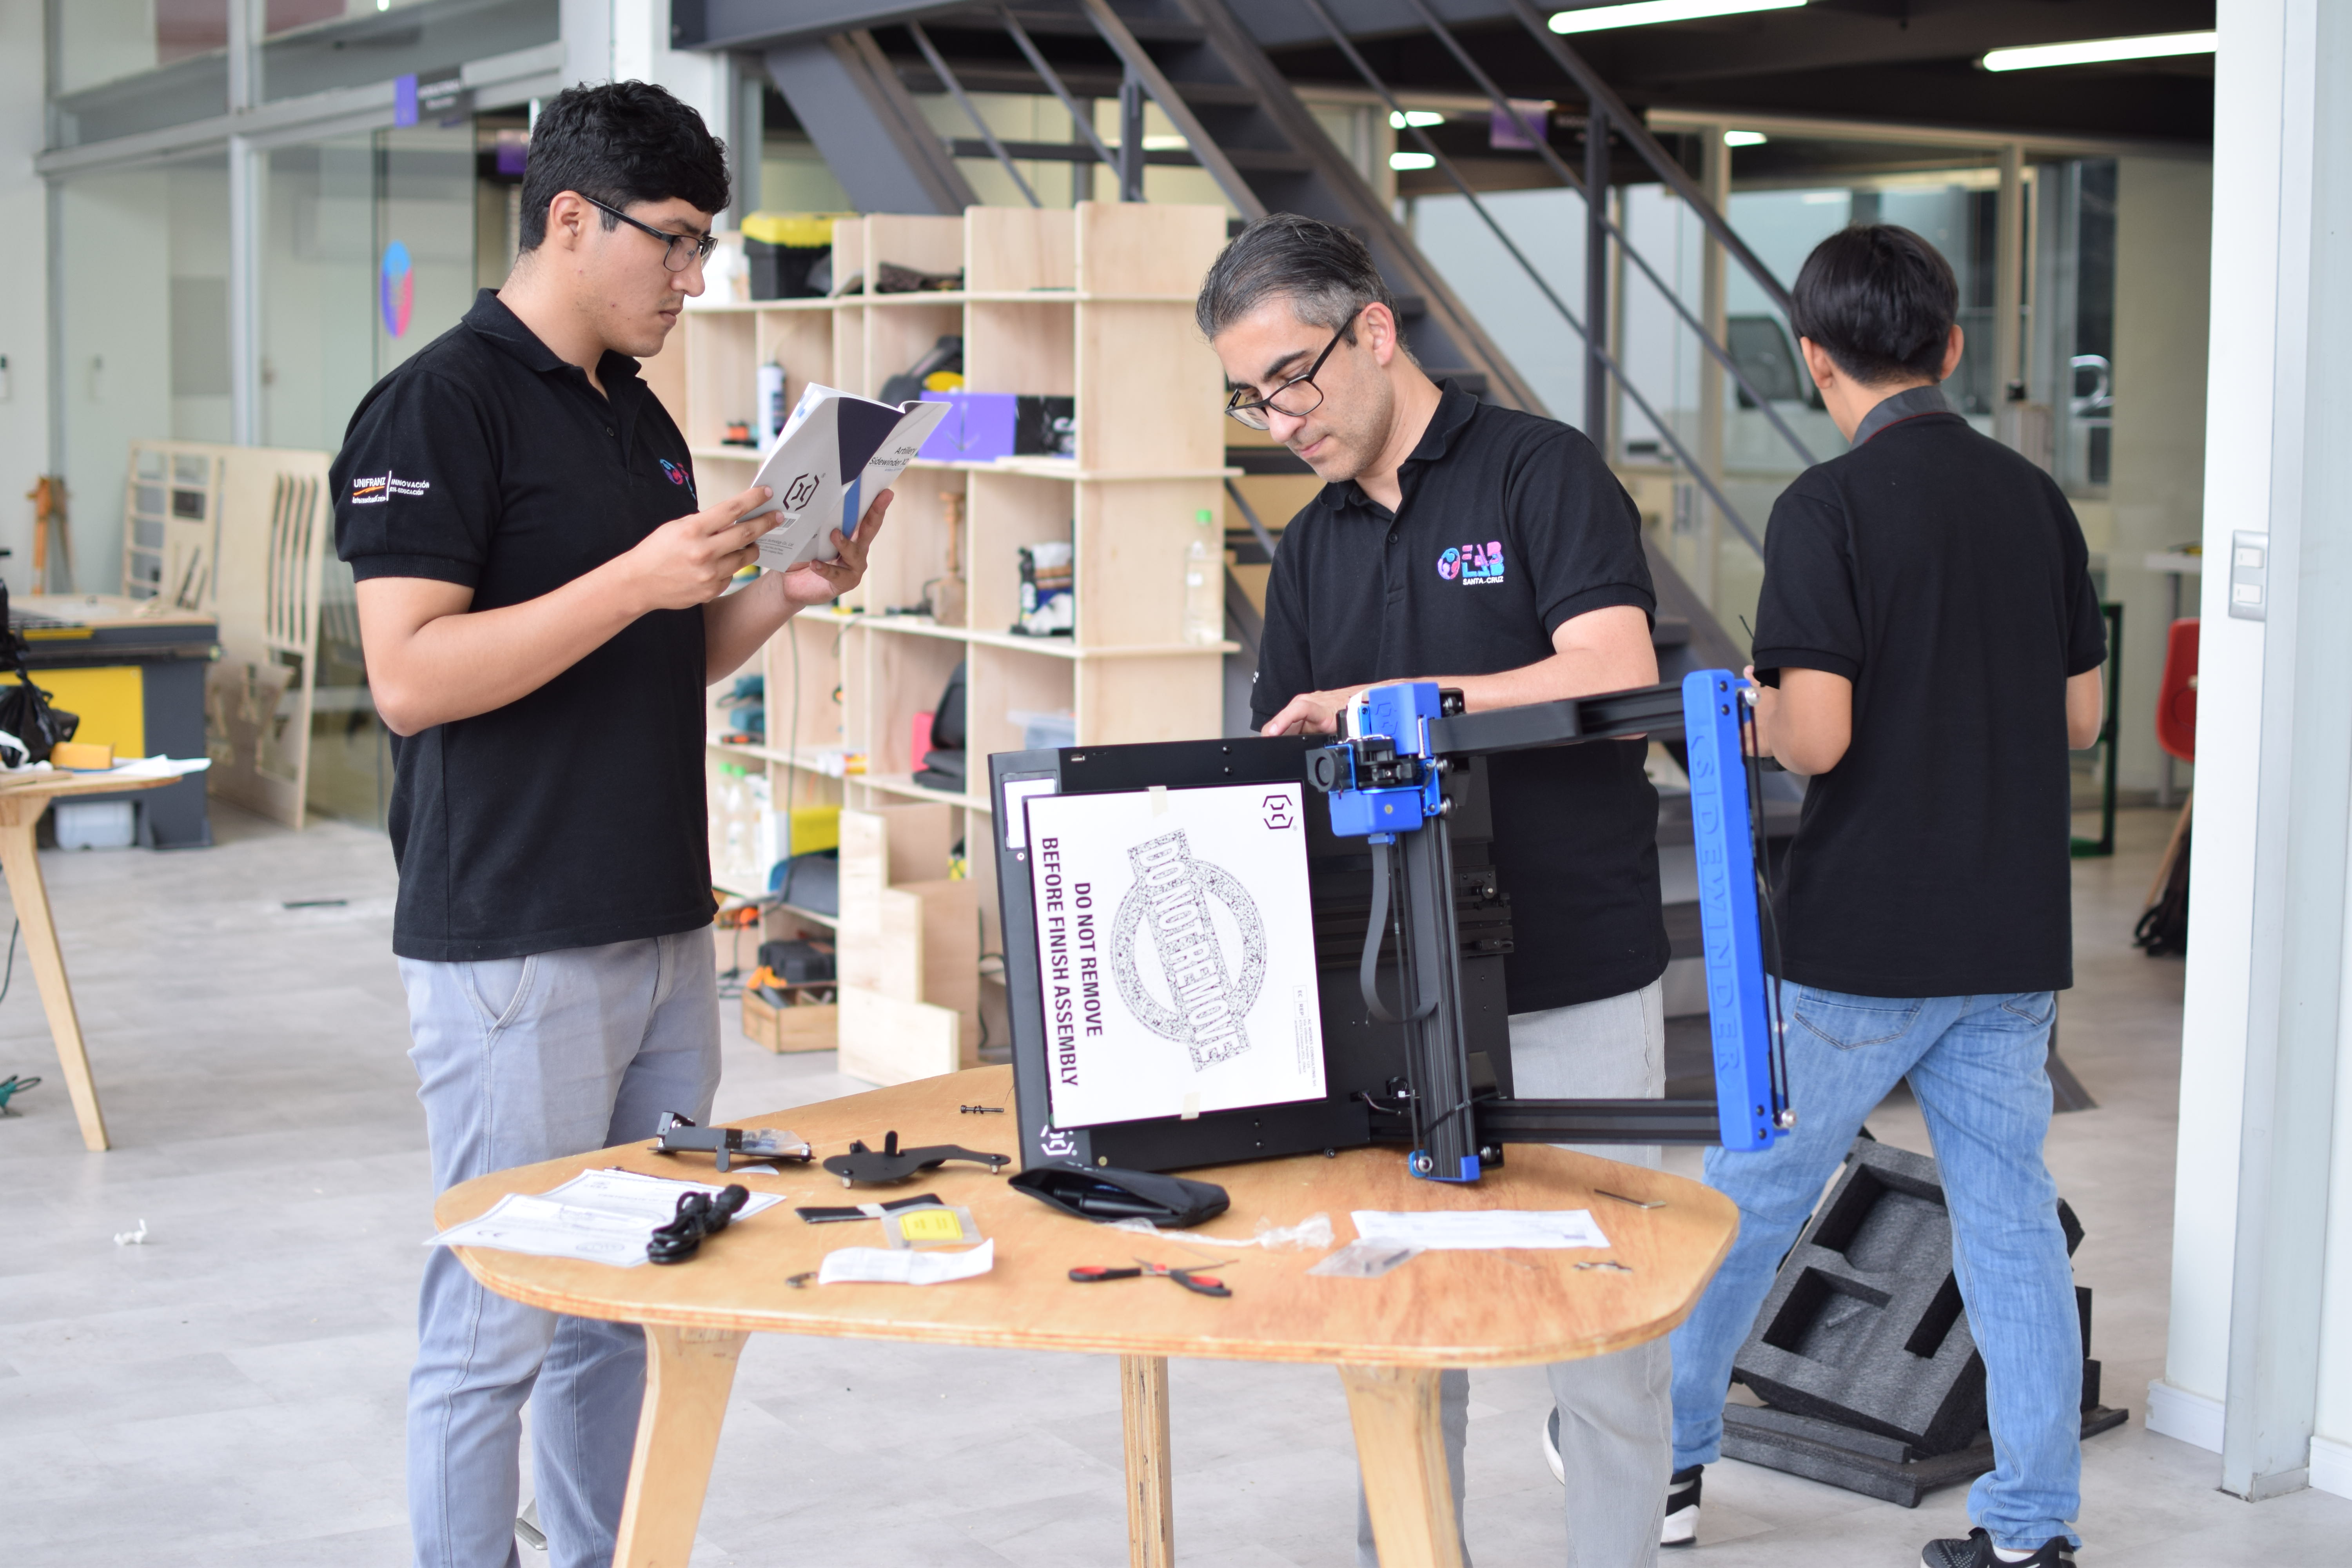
687;0;1822;675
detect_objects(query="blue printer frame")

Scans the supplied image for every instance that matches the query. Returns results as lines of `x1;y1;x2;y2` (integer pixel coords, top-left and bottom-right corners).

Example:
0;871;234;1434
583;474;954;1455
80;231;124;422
988;670;1790;1183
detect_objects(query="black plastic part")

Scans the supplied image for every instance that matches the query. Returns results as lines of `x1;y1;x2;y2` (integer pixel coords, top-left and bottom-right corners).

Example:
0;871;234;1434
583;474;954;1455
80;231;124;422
820;1131;1009;1186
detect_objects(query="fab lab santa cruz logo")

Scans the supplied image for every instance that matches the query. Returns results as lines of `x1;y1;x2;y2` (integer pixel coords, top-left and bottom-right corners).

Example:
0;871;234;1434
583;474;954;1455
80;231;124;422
1438;539;1506;586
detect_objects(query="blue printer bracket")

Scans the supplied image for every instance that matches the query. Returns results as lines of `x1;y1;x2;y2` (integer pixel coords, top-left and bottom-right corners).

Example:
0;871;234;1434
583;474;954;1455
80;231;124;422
1307;670;1791;1182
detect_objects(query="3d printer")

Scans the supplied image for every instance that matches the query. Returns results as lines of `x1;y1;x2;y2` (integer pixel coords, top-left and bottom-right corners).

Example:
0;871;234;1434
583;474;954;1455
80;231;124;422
990;670;1792;1182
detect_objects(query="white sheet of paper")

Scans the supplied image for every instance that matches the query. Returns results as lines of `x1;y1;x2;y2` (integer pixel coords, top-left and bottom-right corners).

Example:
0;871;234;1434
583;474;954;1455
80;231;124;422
1024;782;1325;1129
428;1168;783;1267
1350;1209;1612;1251
818;1238;995;1285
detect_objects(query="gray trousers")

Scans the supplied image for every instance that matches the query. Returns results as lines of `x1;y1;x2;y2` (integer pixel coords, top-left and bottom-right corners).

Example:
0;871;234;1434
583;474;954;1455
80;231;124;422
1356;979;1673;1568
401;929;721;1568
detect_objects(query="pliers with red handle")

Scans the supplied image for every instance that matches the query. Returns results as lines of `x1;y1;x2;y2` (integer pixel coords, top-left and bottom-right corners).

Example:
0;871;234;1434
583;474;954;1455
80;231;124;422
1068;1258;1233;1297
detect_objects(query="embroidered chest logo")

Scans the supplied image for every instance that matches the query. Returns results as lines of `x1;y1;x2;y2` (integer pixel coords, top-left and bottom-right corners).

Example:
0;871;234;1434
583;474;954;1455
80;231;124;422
658;458;696;499
1437;541;1505;585
348;472;429;506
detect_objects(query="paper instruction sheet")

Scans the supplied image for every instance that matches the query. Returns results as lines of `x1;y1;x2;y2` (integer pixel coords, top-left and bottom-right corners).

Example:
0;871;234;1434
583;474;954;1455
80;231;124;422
1024;782;1326;1129
1350;1209;1612;1251
428;1168;784;1268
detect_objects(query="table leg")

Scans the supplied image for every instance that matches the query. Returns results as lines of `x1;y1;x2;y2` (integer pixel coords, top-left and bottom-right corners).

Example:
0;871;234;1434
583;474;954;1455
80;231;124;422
0;811;107;1151
612;1324;748;1568
1339;1363;1463;1568
1120;1354;1174;1568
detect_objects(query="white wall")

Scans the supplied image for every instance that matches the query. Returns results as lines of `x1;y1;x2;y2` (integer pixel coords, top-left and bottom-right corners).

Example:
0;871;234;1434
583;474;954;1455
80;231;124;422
0;1;50;594
2160;0;2352;1501
2159;0;2279;1432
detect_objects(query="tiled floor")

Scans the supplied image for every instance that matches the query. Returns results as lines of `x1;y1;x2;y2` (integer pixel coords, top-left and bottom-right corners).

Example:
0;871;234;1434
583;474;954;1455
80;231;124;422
2;802;2341;1565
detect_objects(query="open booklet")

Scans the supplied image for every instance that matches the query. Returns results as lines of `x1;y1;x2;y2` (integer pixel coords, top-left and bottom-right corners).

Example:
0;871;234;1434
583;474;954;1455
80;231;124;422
743;383;950;571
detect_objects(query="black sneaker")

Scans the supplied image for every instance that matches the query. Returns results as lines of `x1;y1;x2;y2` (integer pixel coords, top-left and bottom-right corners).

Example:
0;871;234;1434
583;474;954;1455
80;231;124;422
1921;1528;2074;1568
1662;1465;1701;1548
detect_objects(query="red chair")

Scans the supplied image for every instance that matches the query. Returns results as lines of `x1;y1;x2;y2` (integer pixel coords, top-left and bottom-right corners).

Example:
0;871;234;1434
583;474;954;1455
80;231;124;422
2156;618;2198;764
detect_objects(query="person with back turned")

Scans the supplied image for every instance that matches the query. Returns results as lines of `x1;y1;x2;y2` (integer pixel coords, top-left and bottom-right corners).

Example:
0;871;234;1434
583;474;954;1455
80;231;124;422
1662;225;2106;1567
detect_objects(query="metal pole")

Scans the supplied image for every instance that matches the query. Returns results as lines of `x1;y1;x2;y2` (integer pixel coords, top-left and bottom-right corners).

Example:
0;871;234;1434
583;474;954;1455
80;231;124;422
908;22;1042;208
1118;66;1145;201
1584;102;1609;450
1697;125;1730;609
1995;142;2026;447
1079;0;1267;221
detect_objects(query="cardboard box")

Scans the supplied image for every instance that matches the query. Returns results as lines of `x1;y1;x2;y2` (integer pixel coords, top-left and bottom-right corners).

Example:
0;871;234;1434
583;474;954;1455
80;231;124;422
742;987;838;1053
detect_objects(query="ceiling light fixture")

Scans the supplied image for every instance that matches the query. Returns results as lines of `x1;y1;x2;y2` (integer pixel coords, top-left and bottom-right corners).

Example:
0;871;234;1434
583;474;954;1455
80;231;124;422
1390;151;1437;171
1389;111;1446;129
1982;30;2216;72
1723;130;1768;147
1550;0;1804;36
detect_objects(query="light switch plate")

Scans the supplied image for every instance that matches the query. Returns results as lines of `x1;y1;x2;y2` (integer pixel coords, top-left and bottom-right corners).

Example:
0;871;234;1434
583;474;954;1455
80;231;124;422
2229;529;2270;622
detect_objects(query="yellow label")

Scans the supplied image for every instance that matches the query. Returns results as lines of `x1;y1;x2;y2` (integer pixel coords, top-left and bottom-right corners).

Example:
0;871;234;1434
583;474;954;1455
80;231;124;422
897;1208;965;1242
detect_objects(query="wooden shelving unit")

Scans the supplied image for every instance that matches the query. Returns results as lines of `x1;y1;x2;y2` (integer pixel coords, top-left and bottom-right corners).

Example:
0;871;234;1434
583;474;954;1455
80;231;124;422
647;203;1236;1083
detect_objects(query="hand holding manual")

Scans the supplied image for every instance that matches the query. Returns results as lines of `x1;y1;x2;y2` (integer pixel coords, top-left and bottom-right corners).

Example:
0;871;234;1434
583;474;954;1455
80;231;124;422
744;383;949;571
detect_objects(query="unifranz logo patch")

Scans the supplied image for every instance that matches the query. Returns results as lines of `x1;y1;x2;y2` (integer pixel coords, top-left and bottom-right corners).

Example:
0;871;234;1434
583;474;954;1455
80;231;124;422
1437;541;1505;584
348;472;429;506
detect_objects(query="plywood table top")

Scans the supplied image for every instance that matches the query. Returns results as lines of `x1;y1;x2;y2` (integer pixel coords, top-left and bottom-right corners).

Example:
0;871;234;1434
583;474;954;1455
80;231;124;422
0;769;180;800
437;1065;1739;1369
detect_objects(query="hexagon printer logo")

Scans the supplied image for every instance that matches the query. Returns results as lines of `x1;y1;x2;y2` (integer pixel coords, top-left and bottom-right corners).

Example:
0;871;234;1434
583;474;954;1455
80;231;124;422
379;241;413;338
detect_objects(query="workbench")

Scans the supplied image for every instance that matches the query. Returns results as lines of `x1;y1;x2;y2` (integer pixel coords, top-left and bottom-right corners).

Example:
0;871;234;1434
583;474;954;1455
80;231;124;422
437;1065;1739;1568
10;594;218;848
0;769;178;1149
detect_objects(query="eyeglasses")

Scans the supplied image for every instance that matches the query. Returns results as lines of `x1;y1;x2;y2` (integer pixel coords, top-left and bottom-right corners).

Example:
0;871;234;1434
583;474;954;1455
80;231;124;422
582;195;717;273
1224;310;1363;430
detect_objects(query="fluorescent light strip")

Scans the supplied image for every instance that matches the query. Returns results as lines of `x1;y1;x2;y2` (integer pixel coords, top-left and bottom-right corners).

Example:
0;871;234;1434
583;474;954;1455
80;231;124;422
1982;30;2216;72
1723;130;1767;147
1390;151;1437;171
1389;110;1446;129
1550;0;1804;36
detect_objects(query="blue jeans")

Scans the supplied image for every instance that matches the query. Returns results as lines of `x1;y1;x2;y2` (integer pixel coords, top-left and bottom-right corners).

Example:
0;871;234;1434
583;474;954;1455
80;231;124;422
401;929;721;1568
1667;984;2082;1552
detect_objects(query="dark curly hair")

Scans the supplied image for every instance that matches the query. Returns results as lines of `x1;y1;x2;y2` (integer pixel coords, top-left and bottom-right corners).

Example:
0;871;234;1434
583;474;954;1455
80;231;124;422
1789;225;1958;385
518;80;730;251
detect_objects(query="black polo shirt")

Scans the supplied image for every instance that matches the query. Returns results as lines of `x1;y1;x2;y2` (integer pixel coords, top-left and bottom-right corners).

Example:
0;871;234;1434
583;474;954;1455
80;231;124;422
1752;396;2107;997
1252;383;1670;1013
333;289;712;962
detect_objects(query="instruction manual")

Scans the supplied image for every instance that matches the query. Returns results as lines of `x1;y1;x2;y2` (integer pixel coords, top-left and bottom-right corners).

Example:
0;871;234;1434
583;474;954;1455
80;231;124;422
1023;782;1326;1129
744;382;949;570
428;1167;783;1268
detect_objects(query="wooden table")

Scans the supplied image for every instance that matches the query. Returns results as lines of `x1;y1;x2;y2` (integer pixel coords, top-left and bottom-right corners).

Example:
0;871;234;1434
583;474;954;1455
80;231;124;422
0;770;177;1151
438;1067;1739;1568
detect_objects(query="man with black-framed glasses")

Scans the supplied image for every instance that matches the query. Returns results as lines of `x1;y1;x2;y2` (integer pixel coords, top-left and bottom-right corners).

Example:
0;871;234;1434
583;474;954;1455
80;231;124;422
1201;213;1675;1566
332;82;891;1568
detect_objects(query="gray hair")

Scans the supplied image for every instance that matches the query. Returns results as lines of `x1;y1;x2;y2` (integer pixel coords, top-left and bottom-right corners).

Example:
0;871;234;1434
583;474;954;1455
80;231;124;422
1195;212;1399;344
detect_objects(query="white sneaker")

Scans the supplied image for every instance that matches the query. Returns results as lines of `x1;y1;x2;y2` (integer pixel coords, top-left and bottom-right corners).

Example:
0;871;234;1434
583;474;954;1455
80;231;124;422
1543;1410;1702;1546
1662;1465;1702;1547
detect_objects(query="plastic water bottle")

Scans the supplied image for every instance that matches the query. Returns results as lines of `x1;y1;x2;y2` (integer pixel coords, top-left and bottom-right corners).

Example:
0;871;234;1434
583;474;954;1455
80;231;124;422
758;362;787;444
1182;508;1223;646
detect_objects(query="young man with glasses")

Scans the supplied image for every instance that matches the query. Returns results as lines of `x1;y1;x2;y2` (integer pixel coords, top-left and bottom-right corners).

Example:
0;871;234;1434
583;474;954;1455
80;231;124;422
1201;213;1675;1566
332;82;889;1568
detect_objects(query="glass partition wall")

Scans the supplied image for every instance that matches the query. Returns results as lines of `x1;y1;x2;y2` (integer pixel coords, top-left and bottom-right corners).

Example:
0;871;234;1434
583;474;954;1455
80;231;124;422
45;0;554;827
